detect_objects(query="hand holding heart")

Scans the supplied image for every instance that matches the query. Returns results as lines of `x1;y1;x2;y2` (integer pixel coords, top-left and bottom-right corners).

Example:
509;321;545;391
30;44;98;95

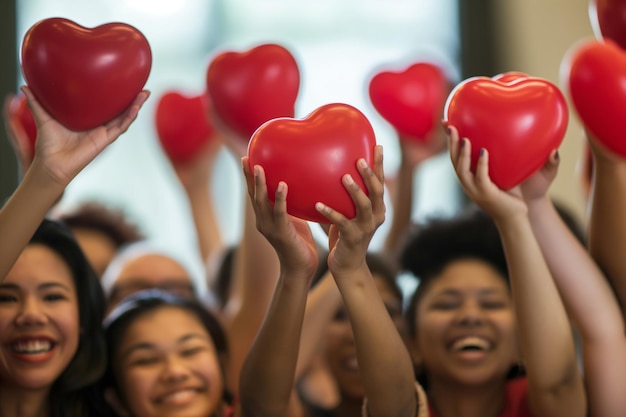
21;17;152;131
562;39;626;158
247;103;377;223
155;91;216;164
444;73;568;190
369;62;449;140
206;43;300;143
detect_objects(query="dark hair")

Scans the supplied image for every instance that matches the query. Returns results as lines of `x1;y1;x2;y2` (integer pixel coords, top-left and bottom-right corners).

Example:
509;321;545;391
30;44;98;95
399;206;523;387
29;219;107;417
101;289;231;409
211;245;236;309
58;201;143;248
366;252;403;302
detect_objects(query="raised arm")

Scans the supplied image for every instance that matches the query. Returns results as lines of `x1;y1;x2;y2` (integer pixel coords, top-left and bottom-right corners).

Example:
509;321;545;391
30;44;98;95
520;152;626;417
0;87;149;279
448;127;586;417
587;133;626;322
382;131;445;263
237;160;319;417
320;146;417;417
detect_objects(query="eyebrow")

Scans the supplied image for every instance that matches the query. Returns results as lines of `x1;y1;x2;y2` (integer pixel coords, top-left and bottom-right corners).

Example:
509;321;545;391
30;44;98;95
0;282;72;291
121;333;209;360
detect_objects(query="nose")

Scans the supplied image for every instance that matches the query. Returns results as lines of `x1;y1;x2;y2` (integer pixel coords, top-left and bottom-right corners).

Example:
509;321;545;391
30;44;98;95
160;356;191;384
15;297;47;327
455;300;485;326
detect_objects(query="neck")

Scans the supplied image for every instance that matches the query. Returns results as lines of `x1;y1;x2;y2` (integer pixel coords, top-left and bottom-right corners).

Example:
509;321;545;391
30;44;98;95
0;385;51;417
427;378;506;417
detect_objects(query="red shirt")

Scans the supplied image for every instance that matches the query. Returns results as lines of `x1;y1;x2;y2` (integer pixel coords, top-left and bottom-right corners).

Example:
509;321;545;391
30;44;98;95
428;377;534;417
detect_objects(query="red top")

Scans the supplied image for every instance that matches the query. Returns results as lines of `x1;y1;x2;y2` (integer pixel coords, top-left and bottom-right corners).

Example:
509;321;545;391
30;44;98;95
429;377;533;417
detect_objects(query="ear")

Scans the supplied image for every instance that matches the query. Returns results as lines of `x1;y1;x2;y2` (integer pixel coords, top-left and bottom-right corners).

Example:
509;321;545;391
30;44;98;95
104;388;131;417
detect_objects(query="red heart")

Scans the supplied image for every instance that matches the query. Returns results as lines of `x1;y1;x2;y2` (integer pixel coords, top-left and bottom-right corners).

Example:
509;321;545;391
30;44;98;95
492;71;529;84
155;91;215;164
9;93;37;155
445;75;568;190
21;18;152;131
206;43;300;141
368;62;448;140
247;103;377;223
590;0;626;50
563;39;626;157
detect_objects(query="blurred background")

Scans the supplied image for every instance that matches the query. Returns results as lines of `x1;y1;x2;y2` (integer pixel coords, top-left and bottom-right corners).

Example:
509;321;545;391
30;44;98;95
0;0;593;271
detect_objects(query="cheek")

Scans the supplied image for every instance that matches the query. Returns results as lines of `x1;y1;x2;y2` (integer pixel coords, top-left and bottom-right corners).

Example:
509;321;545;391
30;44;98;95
56;304;81;349
117;368;158;409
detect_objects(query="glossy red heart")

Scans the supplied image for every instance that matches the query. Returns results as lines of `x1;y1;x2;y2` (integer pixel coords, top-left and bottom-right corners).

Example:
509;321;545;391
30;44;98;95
368;62;448;140
562;39;626;157
206;43;300;141
492;71;529;84
21;17;152;131
247;103;377;223
444;75;568;190
9;93;37;155
589;0;626;50
155;91;215;164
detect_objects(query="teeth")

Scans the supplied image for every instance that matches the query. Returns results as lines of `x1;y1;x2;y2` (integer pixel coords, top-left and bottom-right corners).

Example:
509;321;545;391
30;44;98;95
160;389;196;404
452;336;490;352
12;340;52;354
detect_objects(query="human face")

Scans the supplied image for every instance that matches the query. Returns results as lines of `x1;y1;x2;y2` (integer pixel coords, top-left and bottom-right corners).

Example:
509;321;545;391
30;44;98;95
111;306;223;417
0;244;80;390
324;274;404;399
411;259;517;387
72;227;118;278
108;255;195;311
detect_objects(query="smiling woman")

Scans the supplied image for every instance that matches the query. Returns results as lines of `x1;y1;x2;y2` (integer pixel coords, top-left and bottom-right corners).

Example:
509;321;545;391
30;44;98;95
0;219;106;417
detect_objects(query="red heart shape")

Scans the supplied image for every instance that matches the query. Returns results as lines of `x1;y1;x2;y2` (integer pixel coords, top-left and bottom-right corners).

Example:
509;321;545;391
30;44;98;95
368;62;448;140
9;93;37;155
155;91;215;164
562;39;626;157
247;103;377;223
589;0;626;50
21;18;152;131
445;75;568;190
206;43;300;141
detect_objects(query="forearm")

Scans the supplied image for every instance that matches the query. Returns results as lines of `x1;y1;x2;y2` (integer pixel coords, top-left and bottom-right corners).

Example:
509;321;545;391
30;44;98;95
0;161;64;279
295;271;342;380
588;160;626;318
334;264;416;417
383;160;415;258
527;196;624;341
239;269;312;417
496;215;581;393
186;185;223;263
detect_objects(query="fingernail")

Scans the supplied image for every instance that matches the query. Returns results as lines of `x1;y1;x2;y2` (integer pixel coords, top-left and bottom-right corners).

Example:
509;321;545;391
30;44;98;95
480;148;485;156
344;174;355;185
358;158;368;169
315;202;326;212
461;139;466;148
555;151;560;161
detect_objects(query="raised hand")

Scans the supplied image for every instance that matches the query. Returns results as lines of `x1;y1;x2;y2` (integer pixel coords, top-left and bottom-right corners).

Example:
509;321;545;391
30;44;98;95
23;86;150;187
242;156;318;276
316;145;385;276
448;125;526;222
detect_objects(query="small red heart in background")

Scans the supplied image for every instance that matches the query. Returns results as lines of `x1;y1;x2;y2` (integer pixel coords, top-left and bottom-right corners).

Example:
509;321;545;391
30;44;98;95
368;62;448;140
155;91;215;164
444;74;568;190
247;103;377;223
206;43;300;141
589;0;626;50
9;93;37;155
21;17;152;131
562;39;626;157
